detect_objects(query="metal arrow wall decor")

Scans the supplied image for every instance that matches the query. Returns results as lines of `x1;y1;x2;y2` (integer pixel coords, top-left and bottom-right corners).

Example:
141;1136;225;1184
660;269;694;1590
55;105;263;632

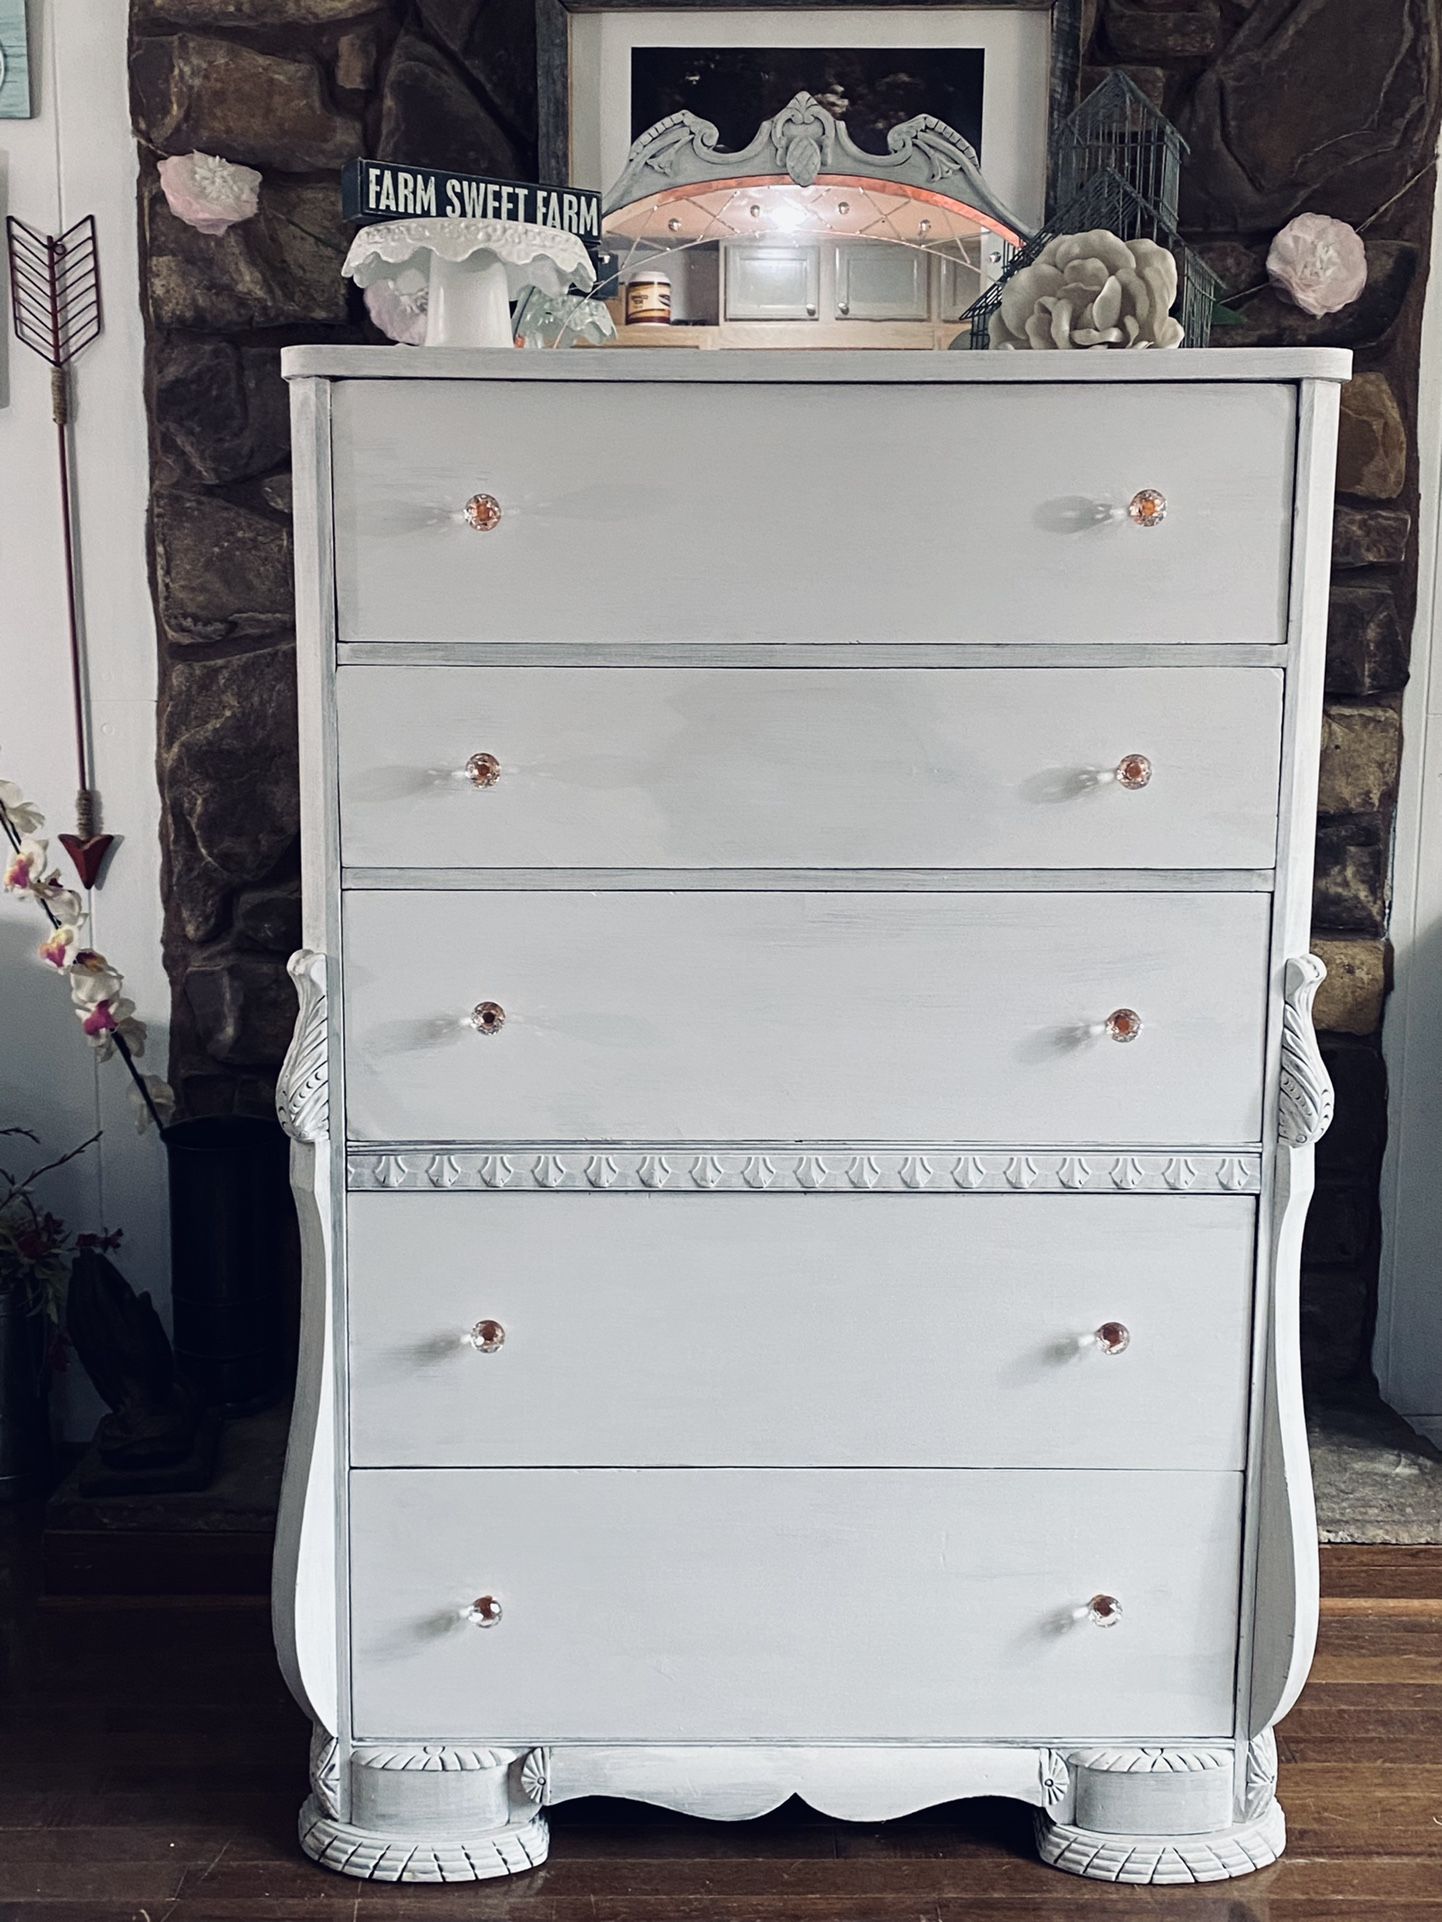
5;212;112;888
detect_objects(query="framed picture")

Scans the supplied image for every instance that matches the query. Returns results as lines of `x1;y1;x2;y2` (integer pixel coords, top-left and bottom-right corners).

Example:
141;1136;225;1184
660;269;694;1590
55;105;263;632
537;2;1082;232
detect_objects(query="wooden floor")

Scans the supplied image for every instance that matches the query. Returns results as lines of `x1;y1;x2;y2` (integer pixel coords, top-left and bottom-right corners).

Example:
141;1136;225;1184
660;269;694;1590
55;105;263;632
0;1540;1437;1920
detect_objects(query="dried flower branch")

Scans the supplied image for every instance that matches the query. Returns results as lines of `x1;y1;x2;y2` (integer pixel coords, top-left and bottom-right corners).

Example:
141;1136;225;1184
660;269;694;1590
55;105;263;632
0;1130;111;1325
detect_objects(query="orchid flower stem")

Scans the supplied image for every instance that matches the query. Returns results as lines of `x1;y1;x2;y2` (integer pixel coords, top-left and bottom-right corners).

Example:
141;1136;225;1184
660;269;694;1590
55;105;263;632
112;1030;165;1132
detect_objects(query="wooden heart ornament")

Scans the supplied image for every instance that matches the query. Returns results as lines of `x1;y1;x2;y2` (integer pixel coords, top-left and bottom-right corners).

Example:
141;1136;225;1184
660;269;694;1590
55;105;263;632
59;833;114;888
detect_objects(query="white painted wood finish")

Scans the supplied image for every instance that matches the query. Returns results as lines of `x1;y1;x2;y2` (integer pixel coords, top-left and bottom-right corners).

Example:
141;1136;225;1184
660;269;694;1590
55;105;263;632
336;666;1284;872
330;379;1296;647
275;349;1347;1886
348;1468;1243;1742
346;1193;1255;1470
342;888;1271;1145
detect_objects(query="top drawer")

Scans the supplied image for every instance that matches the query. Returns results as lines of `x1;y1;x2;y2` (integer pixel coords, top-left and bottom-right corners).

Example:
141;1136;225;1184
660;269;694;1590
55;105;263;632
331;379;1296;646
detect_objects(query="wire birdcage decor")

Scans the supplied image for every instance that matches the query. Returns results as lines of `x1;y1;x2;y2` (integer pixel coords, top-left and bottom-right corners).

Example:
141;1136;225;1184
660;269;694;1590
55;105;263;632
1052;71;1185;233
960;170;1219;350
960;71;1218;352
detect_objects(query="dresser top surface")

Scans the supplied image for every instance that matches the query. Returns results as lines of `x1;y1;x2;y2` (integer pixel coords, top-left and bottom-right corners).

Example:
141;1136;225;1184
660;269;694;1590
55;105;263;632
282;345;1352;385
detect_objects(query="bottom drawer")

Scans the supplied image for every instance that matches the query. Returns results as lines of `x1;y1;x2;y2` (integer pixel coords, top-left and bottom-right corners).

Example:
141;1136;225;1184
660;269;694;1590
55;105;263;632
349;1469;1241;1742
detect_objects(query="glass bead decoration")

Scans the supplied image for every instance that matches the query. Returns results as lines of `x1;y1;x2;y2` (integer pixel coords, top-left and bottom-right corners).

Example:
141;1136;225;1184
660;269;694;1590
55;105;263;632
1127;488;1166;528
1088;1593;1123;1628
466;752;501;788
469;1319;506;1353
464;492;502;532
467;1594;503;1627
470;1000;505;1035
1105;1007;1143;1043
1116;753;1152;790
1095;1321;1131;1355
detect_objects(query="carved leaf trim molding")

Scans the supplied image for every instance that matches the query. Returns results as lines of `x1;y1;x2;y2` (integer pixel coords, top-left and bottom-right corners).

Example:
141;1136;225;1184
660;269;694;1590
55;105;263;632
1070;1745;1231;1774
347;1147;1263;1195
277;949;328;1144
354;1744;523;1773
1279;953;1335;1148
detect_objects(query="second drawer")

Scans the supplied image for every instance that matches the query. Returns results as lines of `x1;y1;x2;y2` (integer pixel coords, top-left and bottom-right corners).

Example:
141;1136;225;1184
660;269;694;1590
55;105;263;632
336;665;1284;872
347;1192;1255;1470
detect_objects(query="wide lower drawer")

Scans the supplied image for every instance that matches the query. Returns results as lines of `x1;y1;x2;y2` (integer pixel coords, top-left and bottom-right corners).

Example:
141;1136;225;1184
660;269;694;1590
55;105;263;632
348;1469;1242;1741
331;377;1295;645
342;890;1271;1143
336;665;1284;872
347;1193;1254;1470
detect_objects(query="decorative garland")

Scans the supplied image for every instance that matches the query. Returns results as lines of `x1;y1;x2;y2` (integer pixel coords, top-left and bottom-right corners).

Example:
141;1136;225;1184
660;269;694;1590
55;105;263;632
1;771;173;1133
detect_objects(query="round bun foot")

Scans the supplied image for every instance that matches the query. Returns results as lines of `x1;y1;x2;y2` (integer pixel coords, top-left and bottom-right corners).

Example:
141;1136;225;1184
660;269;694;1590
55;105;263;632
298;1796;549;1881
1036;1798;1285;1883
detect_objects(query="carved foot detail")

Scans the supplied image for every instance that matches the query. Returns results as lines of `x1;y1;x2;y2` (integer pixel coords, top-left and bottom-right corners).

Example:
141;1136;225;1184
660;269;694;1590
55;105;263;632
1036;1800;1285;1883
300;1732;548;1882
298;1797;548;1881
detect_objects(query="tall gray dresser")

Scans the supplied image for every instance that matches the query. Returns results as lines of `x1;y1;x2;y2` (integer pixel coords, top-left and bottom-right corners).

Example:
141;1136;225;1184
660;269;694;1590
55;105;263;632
274;346;1349;1885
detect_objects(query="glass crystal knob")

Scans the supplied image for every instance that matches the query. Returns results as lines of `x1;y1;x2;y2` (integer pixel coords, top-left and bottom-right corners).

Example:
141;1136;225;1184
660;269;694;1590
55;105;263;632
469;1000;505;1035
1094;1321;1131;1355
1088;1592;1123;1628
1127;488;1166;528
1105;1007;1142;1044
464;492;502;532
1115;753;1152;790
469;1318;505;1353
466;752;501;788
465;1594;503;1627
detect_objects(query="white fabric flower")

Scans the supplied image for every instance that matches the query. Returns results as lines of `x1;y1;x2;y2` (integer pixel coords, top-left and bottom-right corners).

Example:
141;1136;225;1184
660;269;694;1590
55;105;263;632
990;230;1183;350
158;151;261;236
1266;213;1367;317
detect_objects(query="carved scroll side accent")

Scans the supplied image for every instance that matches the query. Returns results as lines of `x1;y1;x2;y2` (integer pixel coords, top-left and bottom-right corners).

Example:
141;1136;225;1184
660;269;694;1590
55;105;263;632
347;1147;1263;1195
1278;954;1334;1148
277;949;328;1143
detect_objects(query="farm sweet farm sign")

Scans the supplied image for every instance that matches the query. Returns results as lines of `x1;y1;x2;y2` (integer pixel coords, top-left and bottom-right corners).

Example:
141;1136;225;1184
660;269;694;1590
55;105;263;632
343;158;601;241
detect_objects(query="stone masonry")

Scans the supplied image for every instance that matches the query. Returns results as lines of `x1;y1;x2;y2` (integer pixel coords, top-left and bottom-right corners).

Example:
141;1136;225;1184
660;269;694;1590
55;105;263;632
130;0;1442;1389
130;0;535;1116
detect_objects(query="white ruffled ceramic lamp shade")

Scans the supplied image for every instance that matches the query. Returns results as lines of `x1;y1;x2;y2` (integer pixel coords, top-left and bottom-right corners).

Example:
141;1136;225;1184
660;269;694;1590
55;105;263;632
342;218;596;349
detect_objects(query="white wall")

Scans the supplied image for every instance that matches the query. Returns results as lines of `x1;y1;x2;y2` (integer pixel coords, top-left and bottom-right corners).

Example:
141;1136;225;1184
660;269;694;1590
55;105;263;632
0;1;169;1439
1377;130;1442;1450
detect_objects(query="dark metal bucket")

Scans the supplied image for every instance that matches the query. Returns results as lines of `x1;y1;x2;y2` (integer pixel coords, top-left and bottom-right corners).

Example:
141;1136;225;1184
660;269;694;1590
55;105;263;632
0;1288;51;1502
163;1115;291;1414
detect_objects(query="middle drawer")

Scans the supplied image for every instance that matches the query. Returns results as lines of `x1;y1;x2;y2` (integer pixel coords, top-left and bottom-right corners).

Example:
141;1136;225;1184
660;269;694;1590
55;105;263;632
336;665;1284;872
347;1192;1254;1470
342;888;1271;1143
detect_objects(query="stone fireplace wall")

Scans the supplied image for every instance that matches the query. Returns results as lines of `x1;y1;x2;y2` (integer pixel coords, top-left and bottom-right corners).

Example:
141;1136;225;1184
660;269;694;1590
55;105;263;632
129;0;535;1117
130;0;1441;1392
